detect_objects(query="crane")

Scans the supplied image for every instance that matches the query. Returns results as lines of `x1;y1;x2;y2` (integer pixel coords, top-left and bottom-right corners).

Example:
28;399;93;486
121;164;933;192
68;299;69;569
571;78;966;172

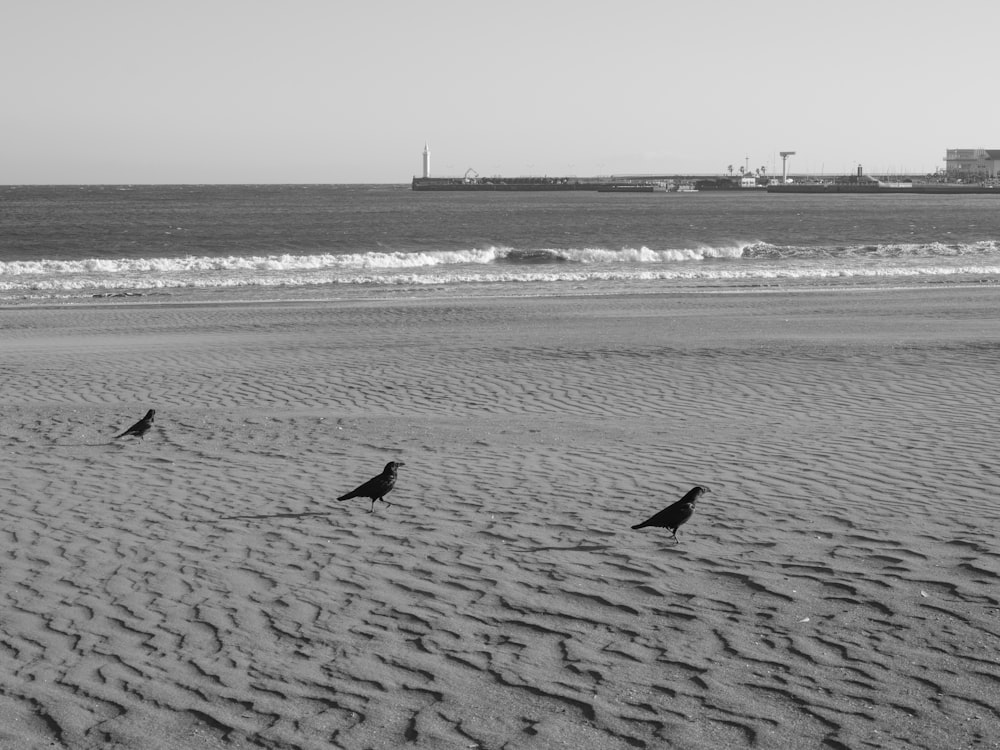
780;151;796;183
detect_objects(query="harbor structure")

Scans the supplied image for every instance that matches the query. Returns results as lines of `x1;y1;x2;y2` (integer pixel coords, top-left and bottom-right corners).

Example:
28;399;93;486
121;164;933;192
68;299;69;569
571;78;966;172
780;151;796;183
767;163;999;194
944;148;1000;179
411;146;1000;193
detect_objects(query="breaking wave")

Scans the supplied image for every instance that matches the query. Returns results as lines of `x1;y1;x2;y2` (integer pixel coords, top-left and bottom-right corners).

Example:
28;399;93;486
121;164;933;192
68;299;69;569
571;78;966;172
0;244;749;278
2;241;999;296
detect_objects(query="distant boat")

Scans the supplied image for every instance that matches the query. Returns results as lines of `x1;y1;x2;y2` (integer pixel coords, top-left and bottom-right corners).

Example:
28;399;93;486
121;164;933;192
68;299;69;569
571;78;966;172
597;183;665;193
767;181;1000;194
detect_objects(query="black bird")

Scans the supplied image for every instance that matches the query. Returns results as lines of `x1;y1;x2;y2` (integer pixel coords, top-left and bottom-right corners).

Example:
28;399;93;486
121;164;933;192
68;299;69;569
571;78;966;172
116;409;155;440
337;461;405;512
631;486;709;543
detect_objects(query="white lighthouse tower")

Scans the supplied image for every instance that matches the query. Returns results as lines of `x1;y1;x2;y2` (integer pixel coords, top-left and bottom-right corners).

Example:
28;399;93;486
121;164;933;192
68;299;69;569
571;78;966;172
422;143;431;178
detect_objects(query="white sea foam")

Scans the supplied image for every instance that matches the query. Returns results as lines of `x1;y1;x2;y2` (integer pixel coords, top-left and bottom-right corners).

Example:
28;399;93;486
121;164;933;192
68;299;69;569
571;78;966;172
0;244;750;277
2;242;998;296
3;264;999;294
6;240;995;280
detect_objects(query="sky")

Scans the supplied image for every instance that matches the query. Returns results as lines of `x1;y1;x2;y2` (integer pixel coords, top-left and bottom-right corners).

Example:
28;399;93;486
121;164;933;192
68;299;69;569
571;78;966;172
3;0;998;184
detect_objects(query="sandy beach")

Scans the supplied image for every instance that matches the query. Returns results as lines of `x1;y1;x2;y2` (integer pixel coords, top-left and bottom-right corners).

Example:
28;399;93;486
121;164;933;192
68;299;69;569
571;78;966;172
2;287;999;749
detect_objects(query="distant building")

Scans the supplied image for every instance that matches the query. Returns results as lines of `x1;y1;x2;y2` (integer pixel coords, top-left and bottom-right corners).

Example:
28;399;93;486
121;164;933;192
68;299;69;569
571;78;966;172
944;148;1000;179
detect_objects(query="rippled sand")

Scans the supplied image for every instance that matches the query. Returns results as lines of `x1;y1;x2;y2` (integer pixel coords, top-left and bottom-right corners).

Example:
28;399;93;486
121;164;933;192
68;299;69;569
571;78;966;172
2;288;999;749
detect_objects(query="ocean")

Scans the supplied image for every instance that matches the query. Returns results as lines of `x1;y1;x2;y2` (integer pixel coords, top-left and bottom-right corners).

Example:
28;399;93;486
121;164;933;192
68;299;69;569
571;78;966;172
2;184;999;304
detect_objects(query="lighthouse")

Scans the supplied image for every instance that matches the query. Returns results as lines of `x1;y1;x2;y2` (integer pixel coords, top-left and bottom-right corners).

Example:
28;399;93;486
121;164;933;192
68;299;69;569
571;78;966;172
422;143;431;178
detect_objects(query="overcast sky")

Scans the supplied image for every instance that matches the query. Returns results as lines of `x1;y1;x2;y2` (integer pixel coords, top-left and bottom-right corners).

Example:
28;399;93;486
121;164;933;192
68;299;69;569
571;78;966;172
3;0;997;184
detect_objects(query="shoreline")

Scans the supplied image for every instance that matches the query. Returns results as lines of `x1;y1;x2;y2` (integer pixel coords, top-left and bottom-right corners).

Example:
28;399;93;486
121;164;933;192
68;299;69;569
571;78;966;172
3;276;999;311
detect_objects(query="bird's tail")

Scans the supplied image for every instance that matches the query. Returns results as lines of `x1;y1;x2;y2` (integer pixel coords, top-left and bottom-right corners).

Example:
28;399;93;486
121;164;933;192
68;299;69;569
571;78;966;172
336;493;354;502
630;522;649;530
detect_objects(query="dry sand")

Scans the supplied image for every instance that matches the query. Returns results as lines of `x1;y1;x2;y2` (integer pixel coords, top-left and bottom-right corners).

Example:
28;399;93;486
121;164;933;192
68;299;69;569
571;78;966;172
2;287;999;749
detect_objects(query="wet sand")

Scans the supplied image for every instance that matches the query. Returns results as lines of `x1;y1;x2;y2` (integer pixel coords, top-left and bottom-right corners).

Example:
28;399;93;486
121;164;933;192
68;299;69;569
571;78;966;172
2;287;999;749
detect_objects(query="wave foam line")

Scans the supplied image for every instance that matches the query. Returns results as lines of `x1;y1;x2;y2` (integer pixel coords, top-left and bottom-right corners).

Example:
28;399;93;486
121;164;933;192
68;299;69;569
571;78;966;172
743;239;1000;260
3;264;999;293
0;244;752;278
4;241;998;280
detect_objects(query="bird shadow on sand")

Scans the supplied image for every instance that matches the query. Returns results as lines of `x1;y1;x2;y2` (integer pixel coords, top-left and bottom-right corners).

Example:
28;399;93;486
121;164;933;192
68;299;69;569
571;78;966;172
518;543;612;553
219;511;336;521
51;440;127;448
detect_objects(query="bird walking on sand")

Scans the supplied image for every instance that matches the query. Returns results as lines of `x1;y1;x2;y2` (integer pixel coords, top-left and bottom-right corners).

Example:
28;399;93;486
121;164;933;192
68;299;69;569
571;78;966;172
116;409;155;440
337;461;405;512
631;486;709;543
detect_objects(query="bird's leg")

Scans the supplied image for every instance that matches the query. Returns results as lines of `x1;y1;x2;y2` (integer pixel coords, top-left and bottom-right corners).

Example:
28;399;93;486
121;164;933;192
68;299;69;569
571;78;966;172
369;499;376;513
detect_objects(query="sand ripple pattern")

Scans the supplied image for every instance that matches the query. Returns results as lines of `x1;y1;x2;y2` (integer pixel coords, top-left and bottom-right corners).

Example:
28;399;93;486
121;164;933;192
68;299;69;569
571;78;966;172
2;292;1000;749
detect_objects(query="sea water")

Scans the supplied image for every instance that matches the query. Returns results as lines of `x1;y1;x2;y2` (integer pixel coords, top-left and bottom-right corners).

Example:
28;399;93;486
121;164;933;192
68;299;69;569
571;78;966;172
2;184;999;304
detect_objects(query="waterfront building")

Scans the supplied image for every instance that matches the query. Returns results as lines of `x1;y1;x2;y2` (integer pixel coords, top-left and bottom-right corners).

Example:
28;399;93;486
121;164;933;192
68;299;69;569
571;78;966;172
944;148;1000;179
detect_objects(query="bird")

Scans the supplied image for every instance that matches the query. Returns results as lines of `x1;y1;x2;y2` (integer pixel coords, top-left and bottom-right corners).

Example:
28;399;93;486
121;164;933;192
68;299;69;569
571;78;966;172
116;409;155;440
337;461;405;512
631;486;709;543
